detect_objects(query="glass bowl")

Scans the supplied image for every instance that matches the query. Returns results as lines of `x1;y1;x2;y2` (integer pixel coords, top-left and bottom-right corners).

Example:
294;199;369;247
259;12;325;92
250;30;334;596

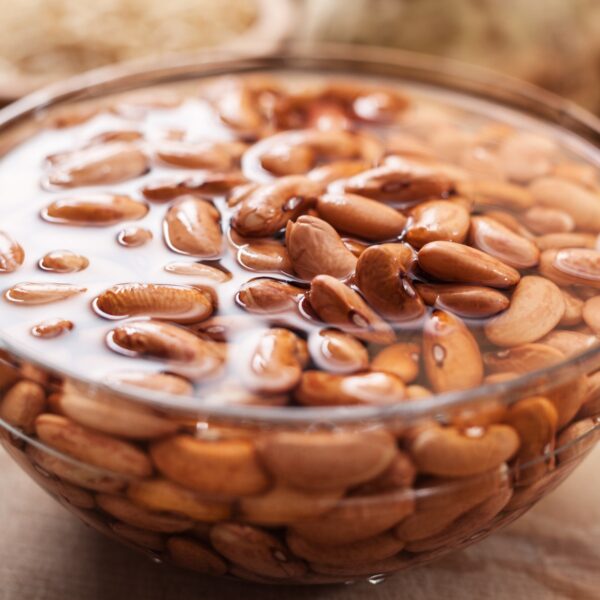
0;44;599;585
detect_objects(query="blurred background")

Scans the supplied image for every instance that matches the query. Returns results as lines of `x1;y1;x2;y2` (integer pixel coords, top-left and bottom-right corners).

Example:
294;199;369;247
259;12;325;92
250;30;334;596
0;0;598;113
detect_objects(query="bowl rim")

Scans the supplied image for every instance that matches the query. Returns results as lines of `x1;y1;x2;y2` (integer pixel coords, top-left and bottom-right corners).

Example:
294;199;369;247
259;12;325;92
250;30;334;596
1;43;600;425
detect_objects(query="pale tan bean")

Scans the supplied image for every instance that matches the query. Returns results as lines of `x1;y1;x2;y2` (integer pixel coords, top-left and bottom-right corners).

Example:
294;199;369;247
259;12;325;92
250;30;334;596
163;197;222;258
552;161;599;189
484;210;534;239
167;537;228;576
530;177;600;231
41;194;148;226
239;484;343;526
408;423;519;477
483;343;565;374
469;216;539;268
111;523;165;552
45;143;149;188
307;160;370;186
582;295;600;334
35;414;152;478
128;479;231;521
150;436;269;497
371;343;420;383
353;451;416;494
289;489;415;546
237;328;307;393
418;241;520;289
499;132;556;183
423;310;483;393
309;275;395;344
308;329;369;374
407;385;432;399
236;278;304;314
296;371;406;407
523;206;574;235
256;429;397;491
0;380;46;433
96;494;191;533
579;372;600;419
287;530;404;567
504;396;558;485
27;445;126;493
416;283;509;318
405;200;470;248
52;389;178;440
94;283;213;324
535;232;596;251
285;215;357;280
142;172;246;201
38;250;89;273
0;231;25;273
5;282;86;305
457;179;534;211
316;192;406;241
560;289;584;326
355;243;424;322
232;176;320;237
210;523;307;579
484;276;565;347
236;239;293;274
540;330;598;357
543;248;600;289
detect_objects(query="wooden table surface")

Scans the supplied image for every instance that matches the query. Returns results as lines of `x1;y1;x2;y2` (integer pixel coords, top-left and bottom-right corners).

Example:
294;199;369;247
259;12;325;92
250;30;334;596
1;445;599;600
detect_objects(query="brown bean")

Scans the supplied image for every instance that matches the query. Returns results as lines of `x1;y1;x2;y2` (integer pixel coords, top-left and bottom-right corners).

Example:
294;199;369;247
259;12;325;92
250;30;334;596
535;232;596;251
560;289;584;326
540;248;600;289
308;329;369;374
296;371;406;407
289;489;415;546
164;261;232;282
52;388;178;440
35;414;152;478
156;140;245;170
142;172;246;201
408;423;519;477
552;161;598;189
523;206;574;235
150;436;269;497
499;133;556;183
236;278;304;314
237;328;307;393
107;320;225;381
41;194;149;226
309;274;395;344
236;239;293;274
540;330;598;357
163;197;222;258
423;310;483;393
285;215;357;280
556;418;600;465
128;479;231;521
96;494;191;533
355;244;425;322
117;227;152;248
108;372;193;396
0;380;46;433
232;175;320;237
5;282;86;305
38;250;89;273
316;192;406;241
405;200;470;248
287;530;404;567
94;283;213;324
112;523;164;552
167;537;228;576
307;159;370;186
418;241;520;289
256;429;397;491
30;318;74;339
504;396;558;485
371;343;420;383
210;523;307;579
0;231;24;273
484;276;565;347
582;295;600;334
239;484;343;526
469;216;539;269
416;283;509;318
45;143;149;187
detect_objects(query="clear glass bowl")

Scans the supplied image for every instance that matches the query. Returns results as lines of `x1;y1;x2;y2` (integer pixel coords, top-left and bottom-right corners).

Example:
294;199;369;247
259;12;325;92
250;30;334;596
0;45;599;585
